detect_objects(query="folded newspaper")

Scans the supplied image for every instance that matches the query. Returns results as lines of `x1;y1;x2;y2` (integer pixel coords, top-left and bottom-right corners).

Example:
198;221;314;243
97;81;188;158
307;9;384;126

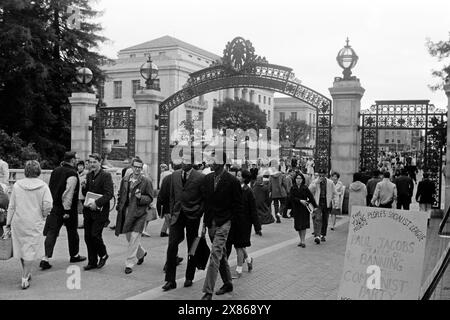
84;192;103;208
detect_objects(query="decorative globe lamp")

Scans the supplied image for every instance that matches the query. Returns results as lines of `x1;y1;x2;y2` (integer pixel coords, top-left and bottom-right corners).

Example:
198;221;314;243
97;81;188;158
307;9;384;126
140;55;160;90
75;67;93;90
336;38;359;80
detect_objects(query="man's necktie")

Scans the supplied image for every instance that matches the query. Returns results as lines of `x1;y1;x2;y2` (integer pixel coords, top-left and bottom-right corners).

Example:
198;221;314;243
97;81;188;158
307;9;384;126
182;171;187;186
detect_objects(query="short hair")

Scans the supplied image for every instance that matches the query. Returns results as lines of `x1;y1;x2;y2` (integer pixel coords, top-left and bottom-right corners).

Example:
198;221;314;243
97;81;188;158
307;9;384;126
331;171;340;179
241;169;252;185
372;170;380;177
132;157;143;166
24;160;41;178
294;172;306;185
353;172;363;183
63;151;77;162
88;153;102;162
383;171;390;179
77;160;85;167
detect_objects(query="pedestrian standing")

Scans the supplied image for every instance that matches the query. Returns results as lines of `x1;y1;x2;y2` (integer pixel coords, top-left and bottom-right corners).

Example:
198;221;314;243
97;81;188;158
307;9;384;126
200;152;243;300
226;169;261;279
82;153;114;270
366;170;382;206
40;152;86;270
115;158;153;274
330;172;344;230
162;160;205;291
252;175;274;227
77;160;87;228
288;172;317;248
348;172;368;214
394;169;414;210
5;160;53;289
415;172;436;227
309;169;336;243
157;170;173;238
371;171;397;208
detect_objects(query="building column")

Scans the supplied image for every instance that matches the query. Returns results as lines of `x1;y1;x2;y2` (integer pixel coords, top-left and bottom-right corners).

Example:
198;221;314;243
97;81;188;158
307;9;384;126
242;88;248;101
249;90;255;103
444;80;450;212
134;89;164;182
329;79;365;187
69;92;98;161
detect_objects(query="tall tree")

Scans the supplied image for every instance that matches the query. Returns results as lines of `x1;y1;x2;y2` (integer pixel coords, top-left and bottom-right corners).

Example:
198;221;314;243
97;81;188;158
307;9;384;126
426;34;450;90
0;0;109;168
277;118;312;148
212;98;267;131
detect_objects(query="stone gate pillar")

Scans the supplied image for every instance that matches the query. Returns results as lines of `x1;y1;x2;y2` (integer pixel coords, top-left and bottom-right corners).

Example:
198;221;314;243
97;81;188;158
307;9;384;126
134;89;164;183
70;92;98;161
329;78;365;187
444;80;450;212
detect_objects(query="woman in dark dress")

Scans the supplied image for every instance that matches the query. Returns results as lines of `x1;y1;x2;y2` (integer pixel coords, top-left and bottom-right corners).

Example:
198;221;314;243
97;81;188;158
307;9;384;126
226;169;262;278
289;172;317;247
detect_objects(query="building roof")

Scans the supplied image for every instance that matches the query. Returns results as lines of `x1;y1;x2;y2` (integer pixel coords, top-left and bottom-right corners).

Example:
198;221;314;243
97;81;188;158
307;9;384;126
120;35;220;61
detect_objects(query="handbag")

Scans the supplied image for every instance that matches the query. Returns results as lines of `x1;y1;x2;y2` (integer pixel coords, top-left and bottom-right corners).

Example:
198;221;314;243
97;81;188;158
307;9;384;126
145;206;157;222
189;235;210;270
0;229;13;260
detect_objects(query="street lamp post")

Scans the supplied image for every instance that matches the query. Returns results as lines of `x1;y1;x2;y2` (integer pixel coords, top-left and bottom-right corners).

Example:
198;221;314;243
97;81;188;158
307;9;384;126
140;55;160;91
336;38;359;80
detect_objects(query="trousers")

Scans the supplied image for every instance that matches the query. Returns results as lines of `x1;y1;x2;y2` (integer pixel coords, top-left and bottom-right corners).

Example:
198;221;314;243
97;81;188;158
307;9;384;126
44;213;79;258
83;213;108;266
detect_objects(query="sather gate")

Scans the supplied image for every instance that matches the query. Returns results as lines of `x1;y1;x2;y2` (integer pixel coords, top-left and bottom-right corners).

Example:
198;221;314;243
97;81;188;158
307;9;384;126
360;100;447;208
157;37;332;174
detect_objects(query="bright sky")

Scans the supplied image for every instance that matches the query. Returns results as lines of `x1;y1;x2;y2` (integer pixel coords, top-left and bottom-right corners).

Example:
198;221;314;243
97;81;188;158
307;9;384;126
94;0;450;110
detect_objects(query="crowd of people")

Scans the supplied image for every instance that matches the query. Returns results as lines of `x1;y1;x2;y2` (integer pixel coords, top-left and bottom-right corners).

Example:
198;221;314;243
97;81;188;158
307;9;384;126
0;151;437;298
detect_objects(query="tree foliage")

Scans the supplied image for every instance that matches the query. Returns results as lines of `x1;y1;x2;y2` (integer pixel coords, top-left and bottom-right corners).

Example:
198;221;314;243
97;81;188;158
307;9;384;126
0;0;109;168
426;33;450;90
212;98;267;131
0;130;39;168
277;118;312;148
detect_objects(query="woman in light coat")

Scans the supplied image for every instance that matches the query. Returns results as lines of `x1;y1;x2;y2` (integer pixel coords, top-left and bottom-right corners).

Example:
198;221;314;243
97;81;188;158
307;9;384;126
330;172;344;231
348;172;367;214
5;160;53;289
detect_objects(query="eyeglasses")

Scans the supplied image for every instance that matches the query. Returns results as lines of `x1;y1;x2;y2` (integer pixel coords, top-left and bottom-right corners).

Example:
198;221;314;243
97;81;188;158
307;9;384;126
133;166;143;169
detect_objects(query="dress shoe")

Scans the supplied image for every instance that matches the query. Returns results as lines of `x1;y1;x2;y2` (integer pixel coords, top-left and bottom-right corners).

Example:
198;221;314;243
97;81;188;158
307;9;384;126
215;283;233;295
162;281;177;291
97;254;109;269
176;256;183;265
70;255;87;263
184;279;193;287
125;267;132;274
276;216;281;223
160;232;169;237
247;257;253;272
83;264;97;271
314;237;321;245
137;252;147;265
231;272;242;279
298;243;306;248
321;236;326;242
201;293;212;300
39;260;52;270
21;277;30;290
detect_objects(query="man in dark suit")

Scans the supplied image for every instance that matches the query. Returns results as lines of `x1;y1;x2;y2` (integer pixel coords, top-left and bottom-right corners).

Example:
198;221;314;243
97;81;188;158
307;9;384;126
394;169;414;210
82;153;114;270
200;152;243;300
162;159;205;291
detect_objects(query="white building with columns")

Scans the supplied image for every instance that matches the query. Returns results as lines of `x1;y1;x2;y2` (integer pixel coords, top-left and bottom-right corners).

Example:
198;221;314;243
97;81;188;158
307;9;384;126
100;35;274;146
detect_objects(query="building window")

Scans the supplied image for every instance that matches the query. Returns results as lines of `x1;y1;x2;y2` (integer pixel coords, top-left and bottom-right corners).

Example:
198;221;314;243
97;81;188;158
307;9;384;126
132;80;140;95
268;110;271;121
258;95;261;103
130;54;136;58
280;112;285;122
291;112;297;120
198;112;204;122
397;139;401;144
186;110;192;122
97;83;104;100
268;97;271;105
113;81;122;99
309;113;312;125
263;96;266;104
392;139;395;143
385;139;390;144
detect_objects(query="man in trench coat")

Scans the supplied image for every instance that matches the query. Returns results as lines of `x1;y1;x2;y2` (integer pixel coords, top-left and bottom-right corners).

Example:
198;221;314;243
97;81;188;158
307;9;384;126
115;158;154;274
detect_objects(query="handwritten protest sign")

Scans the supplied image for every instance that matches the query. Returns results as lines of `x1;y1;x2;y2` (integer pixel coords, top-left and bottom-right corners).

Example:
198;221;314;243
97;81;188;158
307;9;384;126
338;206;428;300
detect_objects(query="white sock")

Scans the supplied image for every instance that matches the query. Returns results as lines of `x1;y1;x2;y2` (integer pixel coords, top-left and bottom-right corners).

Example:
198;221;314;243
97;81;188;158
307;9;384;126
42;256;49;262
236;266;243;273
245;257;252;264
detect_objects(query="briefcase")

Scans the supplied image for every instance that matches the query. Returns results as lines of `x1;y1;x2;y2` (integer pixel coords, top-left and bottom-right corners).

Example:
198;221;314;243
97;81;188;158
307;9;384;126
0;230;13;260
189;236;210;270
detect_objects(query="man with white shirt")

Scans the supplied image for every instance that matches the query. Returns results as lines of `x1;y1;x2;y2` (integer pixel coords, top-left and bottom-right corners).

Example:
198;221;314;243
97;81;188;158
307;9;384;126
371;171;397;208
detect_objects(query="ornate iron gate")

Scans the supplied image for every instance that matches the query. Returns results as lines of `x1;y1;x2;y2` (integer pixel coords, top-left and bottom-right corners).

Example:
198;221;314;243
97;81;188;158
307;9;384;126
158;37;332;178
360;100;446;208
91;106;136;160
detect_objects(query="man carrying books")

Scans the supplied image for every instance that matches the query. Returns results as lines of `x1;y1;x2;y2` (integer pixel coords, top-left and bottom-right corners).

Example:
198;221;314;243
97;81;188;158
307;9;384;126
82;153;114;270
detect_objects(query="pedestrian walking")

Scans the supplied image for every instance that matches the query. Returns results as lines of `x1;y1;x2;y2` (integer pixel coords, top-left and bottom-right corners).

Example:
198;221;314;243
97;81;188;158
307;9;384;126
115;158;154;274
5;160;53;289
157;170;172;238
288;172;317;248
330;172;344;230
82;153;114;271
200;152;243;300
394;169;414;210
252;175;274;226
371;171;397;208
162;160;205;291
77;160;87;228
415;172;436;227
40;152;86;270
0;156;9;185
309;169;336;243
226;169;261;279
366;170;382;206
348;172;368;214
269;169;288;222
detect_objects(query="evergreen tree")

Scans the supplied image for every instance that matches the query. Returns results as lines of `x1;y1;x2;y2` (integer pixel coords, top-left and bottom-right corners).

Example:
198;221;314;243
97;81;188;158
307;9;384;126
212;98;267;131
277;118;311;148
0;0;109;168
